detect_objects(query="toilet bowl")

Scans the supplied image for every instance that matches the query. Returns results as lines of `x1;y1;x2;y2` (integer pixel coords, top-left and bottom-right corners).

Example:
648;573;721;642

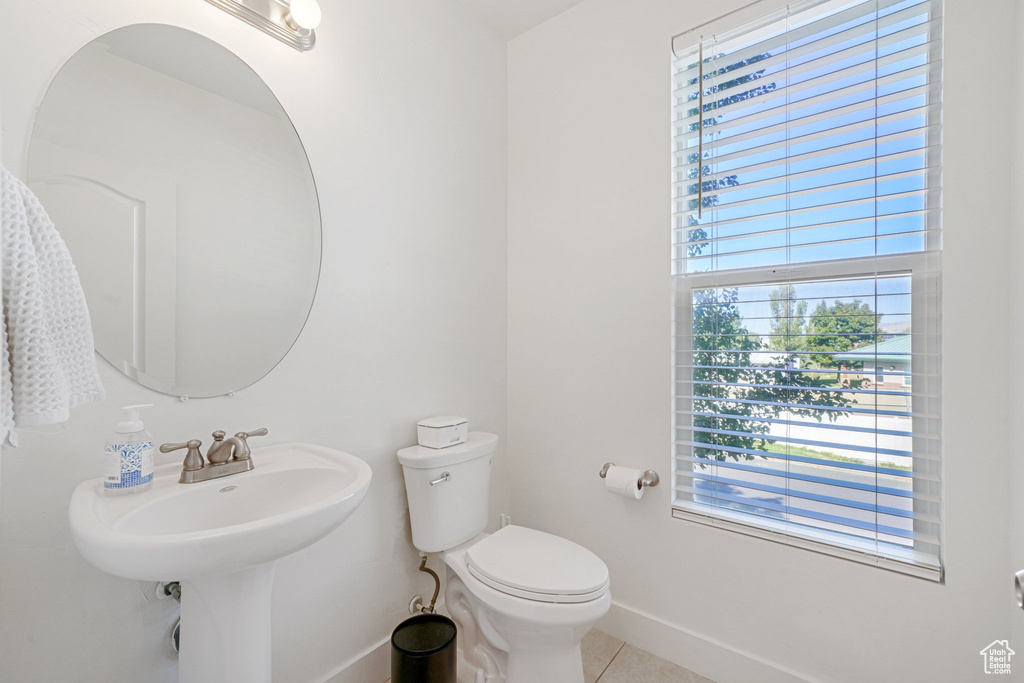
443;526;610;683
398;433;611;683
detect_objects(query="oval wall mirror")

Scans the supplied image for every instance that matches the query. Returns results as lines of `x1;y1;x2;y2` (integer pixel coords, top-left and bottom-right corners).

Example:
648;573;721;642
28;24;321;398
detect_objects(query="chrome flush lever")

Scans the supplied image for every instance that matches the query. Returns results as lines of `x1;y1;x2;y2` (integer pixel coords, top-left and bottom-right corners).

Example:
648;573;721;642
429;471;451;486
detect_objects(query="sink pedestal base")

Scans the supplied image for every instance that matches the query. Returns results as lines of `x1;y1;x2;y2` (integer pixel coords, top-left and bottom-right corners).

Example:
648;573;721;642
179;563;277;683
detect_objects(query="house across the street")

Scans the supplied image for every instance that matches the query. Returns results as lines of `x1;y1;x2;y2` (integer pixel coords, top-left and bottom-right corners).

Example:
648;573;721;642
833;335;911;388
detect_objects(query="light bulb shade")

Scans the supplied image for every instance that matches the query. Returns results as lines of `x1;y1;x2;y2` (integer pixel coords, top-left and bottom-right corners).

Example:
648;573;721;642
288;0;321;30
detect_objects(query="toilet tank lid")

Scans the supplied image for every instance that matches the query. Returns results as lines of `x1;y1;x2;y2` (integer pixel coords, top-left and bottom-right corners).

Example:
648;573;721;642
398;432;499;469
418;415;468;428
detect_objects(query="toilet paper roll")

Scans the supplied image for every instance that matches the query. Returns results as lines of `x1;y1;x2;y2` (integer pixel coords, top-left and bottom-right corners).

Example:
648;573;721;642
604;466;644;500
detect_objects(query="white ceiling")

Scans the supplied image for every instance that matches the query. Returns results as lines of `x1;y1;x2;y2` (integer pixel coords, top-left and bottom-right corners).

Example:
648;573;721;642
459;0;590;39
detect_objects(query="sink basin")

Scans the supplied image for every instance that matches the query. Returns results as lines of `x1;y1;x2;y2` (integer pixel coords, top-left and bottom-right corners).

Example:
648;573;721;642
70;442;371;581
69;441;372;683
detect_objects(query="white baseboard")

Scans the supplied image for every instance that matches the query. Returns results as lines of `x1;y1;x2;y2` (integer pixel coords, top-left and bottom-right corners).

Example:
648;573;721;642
596;601;817;683
317;636;390;683
315;600;814;683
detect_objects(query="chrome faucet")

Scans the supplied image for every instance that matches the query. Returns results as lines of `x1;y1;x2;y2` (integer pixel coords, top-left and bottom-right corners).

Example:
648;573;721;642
161;428;268;484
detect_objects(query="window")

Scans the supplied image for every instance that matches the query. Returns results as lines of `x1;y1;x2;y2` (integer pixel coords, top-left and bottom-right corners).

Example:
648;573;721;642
671;0;942;579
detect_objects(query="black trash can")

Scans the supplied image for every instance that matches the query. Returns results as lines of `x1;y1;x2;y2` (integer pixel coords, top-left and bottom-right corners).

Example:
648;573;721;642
391;613;457;683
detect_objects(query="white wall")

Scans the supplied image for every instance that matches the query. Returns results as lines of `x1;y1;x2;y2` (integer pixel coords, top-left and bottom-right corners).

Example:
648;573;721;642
1012;0;1024;661
508;1;1018;681
0;1;507;681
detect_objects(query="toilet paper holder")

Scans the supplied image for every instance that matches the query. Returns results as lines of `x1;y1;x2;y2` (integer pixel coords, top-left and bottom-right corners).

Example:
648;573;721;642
599;462;660;488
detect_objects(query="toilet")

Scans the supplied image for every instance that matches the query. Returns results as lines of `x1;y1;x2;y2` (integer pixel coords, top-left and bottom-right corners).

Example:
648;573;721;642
398;432;610;683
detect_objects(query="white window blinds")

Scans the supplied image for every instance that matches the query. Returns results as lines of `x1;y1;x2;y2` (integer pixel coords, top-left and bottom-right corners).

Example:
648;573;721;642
670;0;942;579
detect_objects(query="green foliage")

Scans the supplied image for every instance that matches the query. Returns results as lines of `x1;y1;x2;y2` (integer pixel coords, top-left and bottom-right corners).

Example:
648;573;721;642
691;288;853;465
684;53;777;258
682;54;856;466
767;285;808;353
805;299;880;369
762;443;910;472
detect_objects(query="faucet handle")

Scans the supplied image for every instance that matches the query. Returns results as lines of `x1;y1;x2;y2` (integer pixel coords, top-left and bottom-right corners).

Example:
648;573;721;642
160;439;204;472
232;428;268;460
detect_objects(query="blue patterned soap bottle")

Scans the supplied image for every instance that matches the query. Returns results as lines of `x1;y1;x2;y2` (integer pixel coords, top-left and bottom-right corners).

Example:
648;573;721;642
104;405;155;496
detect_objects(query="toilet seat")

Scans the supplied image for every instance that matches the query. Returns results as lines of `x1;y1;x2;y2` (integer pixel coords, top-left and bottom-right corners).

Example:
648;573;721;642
465;525;609;604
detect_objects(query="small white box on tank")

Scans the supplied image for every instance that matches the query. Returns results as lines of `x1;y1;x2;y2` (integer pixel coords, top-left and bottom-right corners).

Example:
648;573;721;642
417;416;468;449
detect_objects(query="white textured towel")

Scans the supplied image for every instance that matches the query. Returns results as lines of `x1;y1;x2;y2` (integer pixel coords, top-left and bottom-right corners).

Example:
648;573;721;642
1;166;105;447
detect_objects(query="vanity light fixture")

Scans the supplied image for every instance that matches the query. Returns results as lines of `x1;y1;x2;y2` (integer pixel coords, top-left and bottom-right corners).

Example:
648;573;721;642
285;0;322;31
202;0;321;52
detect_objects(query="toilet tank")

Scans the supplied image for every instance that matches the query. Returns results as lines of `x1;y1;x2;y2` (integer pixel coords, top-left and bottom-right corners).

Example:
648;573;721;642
398;432;498;553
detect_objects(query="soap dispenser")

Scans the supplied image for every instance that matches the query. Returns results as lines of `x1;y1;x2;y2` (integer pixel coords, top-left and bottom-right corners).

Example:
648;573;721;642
104;404;155;495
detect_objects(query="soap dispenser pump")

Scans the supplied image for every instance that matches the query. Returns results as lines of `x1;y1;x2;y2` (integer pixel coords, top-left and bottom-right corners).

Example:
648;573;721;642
104;404;155;495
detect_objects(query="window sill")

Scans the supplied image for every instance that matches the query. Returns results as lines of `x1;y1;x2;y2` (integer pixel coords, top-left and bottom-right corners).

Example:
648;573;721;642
671;503;942;582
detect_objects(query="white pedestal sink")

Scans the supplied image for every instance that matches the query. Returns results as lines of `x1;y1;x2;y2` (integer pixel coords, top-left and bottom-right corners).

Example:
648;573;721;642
69;442;372;683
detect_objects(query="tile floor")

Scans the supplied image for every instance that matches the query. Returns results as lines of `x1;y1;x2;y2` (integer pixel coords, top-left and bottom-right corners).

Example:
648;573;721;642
385;629;711;682
581;629;714;683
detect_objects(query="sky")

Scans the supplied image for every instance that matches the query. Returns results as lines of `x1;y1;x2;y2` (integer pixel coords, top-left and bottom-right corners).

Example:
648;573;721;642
673;0;936;276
